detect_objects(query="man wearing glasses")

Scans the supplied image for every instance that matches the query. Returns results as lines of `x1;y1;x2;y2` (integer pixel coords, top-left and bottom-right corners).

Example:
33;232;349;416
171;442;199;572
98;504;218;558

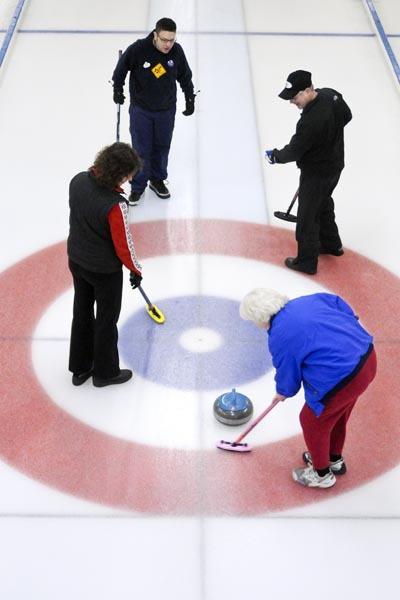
112;18;195;206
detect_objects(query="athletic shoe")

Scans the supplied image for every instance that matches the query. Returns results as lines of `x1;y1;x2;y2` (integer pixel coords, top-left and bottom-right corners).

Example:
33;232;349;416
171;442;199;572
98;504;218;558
319;246;344;256
149;179;170;198
303;451;347;475
284;257;317;275
128;191;142;206
292;465;336;488
93;369;133;388
72;370;93;386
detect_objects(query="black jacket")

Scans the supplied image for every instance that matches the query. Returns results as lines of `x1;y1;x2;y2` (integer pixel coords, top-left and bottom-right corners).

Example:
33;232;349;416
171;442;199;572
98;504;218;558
68;171;124;273
274;88;352;175
112;32;194;111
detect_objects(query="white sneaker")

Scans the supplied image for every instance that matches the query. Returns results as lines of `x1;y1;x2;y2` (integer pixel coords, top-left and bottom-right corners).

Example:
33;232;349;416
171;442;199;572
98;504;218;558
303;451;347;475
292;465;336;488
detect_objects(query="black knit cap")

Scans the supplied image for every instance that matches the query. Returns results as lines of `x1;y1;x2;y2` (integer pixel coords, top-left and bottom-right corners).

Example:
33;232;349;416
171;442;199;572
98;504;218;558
279;70;312;100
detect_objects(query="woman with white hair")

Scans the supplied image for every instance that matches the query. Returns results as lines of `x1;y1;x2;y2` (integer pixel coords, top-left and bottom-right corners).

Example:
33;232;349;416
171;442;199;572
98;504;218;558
240;289;377;489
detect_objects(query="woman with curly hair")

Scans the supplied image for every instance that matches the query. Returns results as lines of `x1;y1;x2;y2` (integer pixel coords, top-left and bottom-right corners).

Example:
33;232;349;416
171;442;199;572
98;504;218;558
68;142;143;387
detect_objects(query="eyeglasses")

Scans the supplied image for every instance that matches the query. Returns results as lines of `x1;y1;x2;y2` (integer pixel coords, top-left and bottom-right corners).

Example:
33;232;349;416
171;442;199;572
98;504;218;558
156;34;176;44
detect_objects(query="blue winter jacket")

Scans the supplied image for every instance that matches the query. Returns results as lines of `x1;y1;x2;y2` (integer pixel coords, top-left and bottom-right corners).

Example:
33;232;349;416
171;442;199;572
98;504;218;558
268;293;373;416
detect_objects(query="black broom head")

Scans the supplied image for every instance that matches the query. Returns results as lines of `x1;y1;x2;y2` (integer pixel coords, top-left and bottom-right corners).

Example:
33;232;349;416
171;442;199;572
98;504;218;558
274;211;297;223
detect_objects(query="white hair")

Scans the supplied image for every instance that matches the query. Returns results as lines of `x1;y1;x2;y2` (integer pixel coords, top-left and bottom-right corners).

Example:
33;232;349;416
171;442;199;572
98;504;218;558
240;288;290;325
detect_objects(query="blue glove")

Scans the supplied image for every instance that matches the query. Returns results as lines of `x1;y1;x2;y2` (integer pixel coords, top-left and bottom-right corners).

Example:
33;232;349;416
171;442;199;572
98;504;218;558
265;150;276;164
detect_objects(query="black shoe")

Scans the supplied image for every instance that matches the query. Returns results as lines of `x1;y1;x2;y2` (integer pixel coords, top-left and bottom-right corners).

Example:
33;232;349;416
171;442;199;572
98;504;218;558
149;179;170;198
128;191;142;206
72;369;93;386
93;369;133;388
284;257;317;275
319;246;344;256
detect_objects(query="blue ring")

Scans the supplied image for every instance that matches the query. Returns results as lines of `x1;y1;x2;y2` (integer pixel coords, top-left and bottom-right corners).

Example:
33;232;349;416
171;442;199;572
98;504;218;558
119;295;273;391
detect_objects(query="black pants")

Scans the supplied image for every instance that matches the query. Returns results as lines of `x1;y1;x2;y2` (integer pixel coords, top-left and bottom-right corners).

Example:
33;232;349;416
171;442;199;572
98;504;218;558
295;170;343;270
68;260;123;379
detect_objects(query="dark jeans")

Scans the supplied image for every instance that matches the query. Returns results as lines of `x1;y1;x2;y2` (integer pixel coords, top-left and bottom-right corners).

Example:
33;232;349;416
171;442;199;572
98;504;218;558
129;104;176;193
68;260;123;379
295;170;343;270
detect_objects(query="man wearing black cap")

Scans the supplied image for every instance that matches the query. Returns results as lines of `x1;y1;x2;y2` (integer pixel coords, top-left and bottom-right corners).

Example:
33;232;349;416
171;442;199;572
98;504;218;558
266;70;352;275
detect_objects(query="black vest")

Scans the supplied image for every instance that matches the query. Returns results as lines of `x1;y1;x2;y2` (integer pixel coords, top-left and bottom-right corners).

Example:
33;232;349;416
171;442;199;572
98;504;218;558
67;171;123;273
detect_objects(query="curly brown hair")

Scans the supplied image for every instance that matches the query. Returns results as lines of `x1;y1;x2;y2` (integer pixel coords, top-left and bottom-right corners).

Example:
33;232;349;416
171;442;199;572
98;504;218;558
92;142;142;190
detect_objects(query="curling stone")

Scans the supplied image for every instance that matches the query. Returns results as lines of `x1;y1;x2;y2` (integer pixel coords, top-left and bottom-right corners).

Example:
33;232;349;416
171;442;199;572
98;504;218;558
213;388;253;426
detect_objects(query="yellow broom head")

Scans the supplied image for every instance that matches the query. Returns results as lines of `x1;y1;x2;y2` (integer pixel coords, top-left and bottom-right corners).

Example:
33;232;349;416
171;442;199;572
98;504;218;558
146;304;165;324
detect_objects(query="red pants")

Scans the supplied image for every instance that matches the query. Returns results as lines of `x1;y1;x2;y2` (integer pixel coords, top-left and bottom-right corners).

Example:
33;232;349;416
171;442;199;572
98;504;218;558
299;349;377;470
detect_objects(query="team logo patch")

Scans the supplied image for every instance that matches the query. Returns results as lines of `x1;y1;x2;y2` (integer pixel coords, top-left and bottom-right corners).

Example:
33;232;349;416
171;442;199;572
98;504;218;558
151;63;167;78
143;61;150;68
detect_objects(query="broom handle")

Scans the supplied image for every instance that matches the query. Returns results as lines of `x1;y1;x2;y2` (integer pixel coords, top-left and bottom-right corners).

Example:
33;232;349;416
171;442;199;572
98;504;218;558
138;285;153;308
234;397;282;444
116;105;121;142
286;188;299;215
116;49;122;142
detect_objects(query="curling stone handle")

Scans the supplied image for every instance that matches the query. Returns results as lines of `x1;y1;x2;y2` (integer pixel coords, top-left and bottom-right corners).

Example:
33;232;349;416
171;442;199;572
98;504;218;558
231;388;237;409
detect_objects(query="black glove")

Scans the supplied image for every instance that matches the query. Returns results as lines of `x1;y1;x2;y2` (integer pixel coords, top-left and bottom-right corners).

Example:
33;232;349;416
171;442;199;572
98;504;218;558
113;87;125;105
130;271;142;289
182;95;195;116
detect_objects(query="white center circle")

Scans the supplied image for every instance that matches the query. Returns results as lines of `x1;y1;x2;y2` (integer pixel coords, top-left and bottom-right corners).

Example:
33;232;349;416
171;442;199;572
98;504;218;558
179;327;223;353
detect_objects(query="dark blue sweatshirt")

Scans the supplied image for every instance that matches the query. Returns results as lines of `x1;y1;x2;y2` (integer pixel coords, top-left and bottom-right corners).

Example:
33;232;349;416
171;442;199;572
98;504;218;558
112;32;194;111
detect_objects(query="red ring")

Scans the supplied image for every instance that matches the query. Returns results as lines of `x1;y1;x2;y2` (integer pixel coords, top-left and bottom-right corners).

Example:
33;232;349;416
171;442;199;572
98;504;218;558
0;219;399;514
